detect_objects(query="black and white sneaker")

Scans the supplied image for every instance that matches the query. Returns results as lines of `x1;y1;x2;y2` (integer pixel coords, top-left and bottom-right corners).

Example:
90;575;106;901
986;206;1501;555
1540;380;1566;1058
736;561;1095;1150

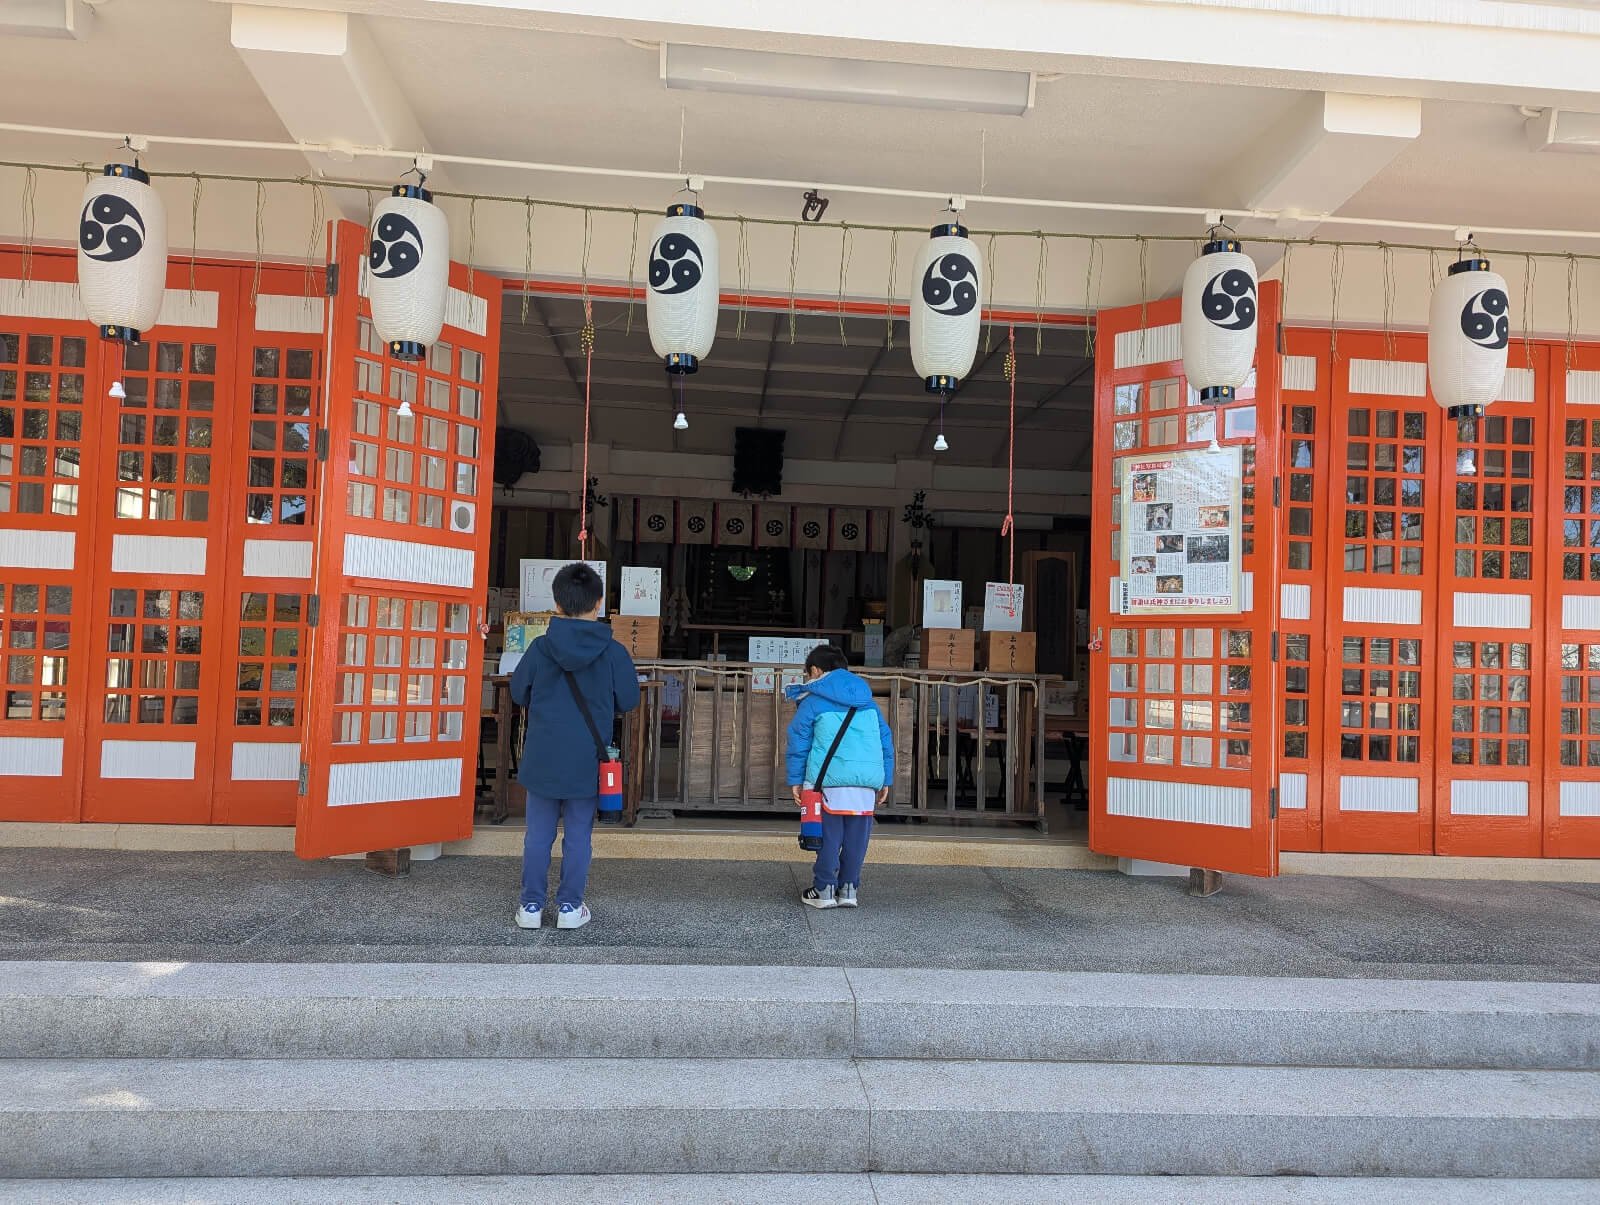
801;886;838;909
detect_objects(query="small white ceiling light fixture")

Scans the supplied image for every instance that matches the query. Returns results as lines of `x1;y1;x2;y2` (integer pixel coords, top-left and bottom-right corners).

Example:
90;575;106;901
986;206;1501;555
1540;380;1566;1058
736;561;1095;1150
673;411;689;431
1525;108;1600;155
0;0;94;39
662;44;1034;116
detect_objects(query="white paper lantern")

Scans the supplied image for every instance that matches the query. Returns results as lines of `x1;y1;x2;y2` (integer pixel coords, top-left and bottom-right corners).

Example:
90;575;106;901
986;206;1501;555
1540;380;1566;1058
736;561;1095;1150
1428;257;1509;419
646;203;719;373
367;184;449;362
1181;238;1258;401
909;222;982;394
78;163;168;343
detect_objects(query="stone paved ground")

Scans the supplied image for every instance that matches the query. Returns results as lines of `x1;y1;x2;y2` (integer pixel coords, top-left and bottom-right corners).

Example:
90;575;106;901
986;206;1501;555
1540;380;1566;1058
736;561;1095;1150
3;848;1597;980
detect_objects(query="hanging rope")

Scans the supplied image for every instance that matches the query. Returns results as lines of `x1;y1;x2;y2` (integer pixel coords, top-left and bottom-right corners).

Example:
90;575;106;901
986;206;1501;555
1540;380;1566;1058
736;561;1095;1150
625;210;640;335
17;165;36;292
1380;242;1397;359
1329;243;1345;363
1522;253;1537;364
1082;237;1100;358
787;221;800;344
302;180;324;303
465;197;478;296
1567;253;1581;369
836;222;853;347
1002;323;1017;588
735;216;751;339
520;199;535;325
884;229;900;350
578;298;595;557
250;180;266;311
188;173;204;301
1033;232;1048;356
984;232;999;354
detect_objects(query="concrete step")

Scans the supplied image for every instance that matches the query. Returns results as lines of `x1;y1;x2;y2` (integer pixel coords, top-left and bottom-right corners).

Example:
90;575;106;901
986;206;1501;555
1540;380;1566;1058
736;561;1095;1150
2;1176;1596;1205
5;962;1598;1069
2;1056;1597;1179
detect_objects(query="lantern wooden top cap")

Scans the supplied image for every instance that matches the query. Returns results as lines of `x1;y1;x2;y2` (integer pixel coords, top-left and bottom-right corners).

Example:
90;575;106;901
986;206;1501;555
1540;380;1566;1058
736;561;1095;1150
1202;237;1243;255
103;162;150;185
667;203;706;219
930;222;969;239
391;182;433;202
1448;257;1493;276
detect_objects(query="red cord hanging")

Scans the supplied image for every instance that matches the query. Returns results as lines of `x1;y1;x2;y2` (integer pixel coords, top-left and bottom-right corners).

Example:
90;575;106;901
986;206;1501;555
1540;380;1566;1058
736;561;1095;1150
578;298;595;557
1002;323;1017;588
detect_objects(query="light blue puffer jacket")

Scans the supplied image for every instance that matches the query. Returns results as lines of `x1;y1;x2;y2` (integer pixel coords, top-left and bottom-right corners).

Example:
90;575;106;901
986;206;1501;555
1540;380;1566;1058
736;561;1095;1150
784;668;895;792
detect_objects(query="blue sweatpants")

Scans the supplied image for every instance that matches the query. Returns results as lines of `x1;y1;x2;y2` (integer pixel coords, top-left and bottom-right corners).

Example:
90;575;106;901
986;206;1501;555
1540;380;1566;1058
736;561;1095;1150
813;812;873;891
521;792;599;910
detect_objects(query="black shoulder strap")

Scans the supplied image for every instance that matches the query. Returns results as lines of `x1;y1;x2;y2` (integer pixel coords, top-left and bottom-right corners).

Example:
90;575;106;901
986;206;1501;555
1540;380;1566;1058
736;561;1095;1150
814;707;858;791
563;669;609;761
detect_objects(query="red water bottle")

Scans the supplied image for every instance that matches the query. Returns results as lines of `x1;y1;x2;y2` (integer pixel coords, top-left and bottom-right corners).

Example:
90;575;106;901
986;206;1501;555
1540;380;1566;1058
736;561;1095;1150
797;788;824;851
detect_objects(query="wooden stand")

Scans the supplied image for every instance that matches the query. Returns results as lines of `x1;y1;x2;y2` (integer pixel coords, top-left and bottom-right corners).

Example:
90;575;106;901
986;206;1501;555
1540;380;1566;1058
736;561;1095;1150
611;615;662;659
981;631;1037;673
1188;868;1222;897
920;628;976;671
364;849;411;877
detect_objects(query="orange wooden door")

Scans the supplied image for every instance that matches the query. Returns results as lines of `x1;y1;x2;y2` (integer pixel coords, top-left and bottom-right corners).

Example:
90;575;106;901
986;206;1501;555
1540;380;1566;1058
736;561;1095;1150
1432;342;1547;856
295;220;500;859
209;266;325;825
1088;285;1282;877
78;263;242;822
0;249;104;821
1276;331;1333;851
1319;333;1440;853
1544;344;1600;857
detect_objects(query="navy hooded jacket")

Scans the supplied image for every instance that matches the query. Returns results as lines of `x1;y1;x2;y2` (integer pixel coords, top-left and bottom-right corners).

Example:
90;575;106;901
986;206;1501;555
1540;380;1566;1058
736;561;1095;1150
784;668;895;791
511;616;640;800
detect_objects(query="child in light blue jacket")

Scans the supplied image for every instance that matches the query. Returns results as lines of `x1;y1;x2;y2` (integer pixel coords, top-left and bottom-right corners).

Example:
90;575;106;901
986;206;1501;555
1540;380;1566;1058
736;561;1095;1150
785;645;895;910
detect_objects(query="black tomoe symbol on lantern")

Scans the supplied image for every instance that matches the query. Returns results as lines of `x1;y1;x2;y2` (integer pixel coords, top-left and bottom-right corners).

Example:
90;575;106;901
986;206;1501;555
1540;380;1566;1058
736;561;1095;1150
369;212;425;280
649;234;703;296
647;514;667;533
1460;289;1510;351
802;521;822;540
79;193;146;263
921;253;978;317
765;519;785;538
686;515;707;534
840;522;860;542
1201;269;1256;332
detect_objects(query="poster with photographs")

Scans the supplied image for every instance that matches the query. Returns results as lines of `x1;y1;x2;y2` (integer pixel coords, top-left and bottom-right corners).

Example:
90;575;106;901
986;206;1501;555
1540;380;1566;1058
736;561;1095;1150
1118;445;1243;614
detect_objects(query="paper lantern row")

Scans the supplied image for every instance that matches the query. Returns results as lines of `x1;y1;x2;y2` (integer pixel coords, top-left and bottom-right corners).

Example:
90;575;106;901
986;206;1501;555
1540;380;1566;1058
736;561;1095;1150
69;167;1511;422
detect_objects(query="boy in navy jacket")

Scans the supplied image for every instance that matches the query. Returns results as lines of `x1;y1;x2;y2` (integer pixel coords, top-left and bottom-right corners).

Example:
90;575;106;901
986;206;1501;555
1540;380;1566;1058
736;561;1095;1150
785;645;895;909
510;563;639;931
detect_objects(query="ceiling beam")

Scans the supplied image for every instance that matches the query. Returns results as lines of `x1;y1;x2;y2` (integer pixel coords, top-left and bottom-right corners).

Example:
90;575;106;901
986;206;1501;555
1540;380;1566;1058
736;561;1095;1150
230;4;449;217
832;335;895;460
1220;91;1422;268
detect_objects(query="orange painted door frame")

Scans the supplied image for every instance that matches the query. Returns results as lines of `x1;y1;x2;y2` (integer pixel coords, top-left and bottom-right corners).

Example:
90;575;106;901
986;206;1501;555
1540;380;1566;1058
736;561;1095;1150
1088;285;1282;877
295;220;501;859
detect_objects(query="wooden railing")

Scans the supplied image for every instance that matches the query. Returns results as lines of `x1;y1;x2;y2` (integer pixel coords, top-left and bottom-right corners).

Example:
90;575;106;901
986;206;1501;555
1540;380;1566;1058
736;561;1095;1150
624;661;1050;829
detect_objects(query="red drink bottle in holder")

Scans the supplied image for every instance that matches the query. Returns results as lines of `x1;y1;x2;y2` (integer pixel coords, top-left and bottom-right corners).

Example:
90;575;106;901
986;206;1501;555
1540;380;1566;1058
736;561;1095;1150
798;788;824;851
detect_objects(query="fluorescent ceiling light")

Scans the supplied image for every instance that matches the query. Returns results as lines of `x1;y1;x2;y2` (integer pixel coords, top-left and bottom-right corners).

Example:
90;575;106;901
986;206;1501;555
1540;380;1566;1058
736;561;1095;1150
0;0;93;39
662;44;1033;116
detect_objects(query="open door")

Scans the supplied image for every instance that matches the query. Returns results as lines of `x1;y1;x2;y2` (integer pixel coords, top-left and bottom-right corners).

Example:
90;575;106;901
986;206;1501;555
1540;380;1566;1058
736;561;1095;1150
295;220;500;859
1088;284;1282;876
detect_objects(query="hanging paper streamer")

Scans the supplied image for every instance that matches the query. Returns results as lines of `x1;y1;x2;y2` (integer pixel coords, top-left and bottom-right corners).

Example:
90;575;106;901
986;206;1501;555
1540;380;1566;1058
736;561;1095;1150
78;160;168;342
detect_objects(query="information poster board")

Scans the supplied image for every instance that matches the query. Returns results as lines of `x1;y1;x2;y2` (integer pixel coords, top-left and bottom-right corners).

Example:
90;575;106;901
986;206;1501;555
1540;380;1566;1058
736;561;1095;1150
520;559;608;617
620;566;663;616
1117;445;1243;614
983;583;1024;632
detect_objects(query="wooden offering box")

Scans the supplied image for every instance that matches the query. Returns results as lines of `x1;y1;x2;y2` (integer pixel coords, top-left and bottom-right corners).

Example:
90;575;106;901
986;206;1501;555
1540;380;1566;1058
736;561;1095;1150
982;631;1037;673
920;628;977;671
611;615;662;659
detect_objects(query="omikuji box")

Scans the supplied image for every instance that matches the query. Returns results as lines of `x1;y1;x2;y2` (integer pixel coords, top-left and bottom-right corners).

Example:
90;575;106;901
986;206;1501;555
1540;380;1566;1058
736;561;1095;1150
981;631;1037;673
921;627;976;671
611;615;661;659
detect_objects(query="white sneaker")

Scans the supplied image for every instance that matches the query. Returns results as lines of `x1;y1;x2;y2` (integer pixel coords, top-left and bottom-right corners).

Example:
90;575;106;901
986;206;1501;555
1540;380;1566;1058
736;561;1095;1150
557;903;592;930
514;905;542;929
837;884;859;908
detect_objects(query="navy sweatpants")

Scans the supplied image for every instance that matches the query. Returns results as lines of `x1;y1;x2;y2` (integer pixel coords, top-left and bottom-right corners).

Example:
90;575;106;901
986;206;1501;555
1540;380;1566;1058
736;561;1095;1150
813;812;872;890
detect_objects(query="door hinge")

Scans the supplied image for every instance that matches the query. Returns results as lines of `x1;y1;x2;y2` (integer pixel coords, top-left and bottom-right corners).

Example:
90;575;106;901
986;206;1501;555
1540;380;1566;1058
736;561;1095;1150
315;427;329;462
297;762;310;797
1270;631;1279;662
325;263;340;297
1273;475;1281;507
1275;320;1286;356
307;594;321;629
1269;786;1279;819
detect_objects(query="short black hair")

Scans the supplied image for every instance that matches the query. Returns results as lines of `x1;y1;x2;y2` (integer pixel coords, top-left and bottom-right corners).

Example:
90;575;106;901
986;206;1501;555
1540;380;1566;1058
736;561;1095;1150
804;643;849;674
552;562;604;616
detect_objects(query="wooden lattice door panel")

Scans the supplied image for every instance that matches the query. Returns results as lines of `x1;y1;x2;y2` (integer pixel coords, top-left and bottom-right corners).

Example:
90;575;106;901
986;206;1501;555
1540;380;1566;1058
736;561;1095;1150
1088;287;1282;877
79;264;242;822
1320;336;1441;853
0;249;102;820
1276;334;1332;852
1544;347;1600;857
1433;344;1547;857
210;267;324;825
295;221;500;860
